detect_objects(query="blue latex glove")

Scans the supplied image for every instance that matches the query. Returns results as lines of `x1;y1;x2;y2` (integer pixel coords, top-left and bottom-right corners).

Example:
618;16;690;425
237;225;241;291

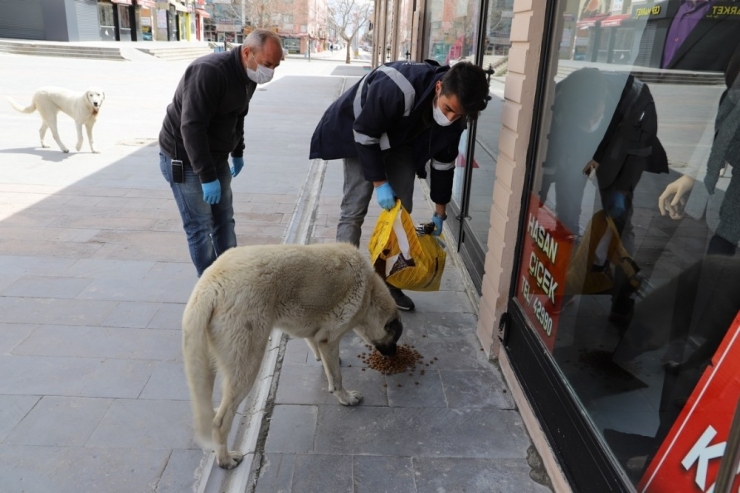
202;180;221;205
432;213;445;236
375;182;396;210
230;156;244;177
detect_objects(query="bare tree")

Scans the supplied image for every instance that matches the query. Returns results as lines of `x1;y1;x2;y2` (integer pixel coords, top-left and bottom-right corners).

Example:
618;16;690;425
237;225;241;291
329;0;372;64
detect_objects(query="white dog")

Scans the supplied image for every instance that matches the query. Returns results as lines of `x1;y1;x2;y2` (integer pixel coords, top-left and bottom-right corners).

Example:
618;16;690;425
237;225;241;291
8;86;105;153
182;242;403;469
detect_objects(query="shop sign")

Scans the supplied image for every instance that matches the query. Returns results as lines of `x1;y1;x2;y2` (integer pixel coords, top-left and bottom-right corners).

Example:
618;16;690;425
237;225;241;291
639;312;740;493
632;3;667;20
515;194;574;351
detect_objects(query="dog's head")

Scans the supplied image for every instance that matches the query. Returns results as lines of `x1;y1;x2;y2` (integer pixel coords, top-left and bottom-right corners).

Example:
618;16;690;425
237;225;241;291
353;276;403;357
86;87;105;114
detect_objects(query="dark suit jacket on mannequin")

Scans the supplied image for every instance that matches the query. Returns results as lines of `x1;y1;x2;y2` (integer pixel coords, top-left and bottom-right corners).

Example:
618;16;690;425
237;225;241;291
640;0;740;71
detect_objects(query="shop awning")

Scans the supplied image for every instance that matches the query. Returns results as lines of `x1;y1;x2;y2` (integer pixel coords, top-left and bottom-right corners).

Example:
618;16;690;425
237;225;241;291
169;0;188;12
600;14;631;27
576;14;609;28
111;0;133;5
195;8;210;18
136;0;156;8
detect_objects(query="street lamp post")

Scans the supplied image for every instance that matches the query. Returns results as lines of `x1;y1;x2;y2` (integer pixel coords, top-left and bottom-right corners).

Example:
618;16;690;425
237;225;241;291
308;33;311;61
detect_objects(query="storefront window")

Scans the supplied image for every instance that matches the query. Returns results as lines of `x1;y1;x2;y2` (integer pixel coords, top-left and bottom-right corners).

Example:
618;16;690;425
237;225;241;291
516;0;740;489
98;2;114;28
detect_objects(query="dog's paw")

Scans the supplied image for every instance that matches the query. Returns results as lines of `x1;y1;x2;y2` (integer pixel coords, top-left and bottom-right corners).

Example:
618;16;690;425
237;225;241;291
75;143;82;151
40;143;50;148
62;148;69;153
91;149;100;154
216;451;244;470
336;389;363;406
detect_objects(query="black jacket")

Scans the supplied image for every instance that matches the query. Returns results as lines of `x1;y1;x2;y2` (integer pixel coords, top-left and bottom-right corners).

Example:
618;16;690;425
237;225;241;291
638;0;740;72
159;47;256;184
309;60;464;205
594;74;668;194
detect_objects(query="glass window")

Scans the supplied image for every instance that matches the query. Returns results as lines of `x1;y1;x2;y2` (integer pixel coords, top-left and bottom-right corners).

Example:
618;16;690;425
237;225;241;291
516;0;740;489
118;5;131;29
98;3;114;28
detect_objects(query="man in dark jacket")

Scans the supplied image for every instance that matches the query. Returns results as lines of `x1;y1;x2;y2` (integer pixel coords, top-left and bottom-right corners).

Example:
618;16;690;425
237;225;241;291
159;29;282;276
309;60;490;310
637;0;740;72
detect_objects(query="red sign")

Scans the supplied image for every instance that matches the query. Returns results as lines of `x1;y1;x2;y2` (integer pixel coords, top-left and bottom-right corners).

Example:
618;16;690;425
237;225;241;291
639;312;740;493
515;193;574;351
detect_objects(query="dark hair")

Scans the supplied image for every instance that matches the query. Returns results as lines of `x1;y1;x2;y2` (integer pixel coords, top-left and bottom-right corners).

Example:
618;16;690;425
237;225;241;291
439;62;491;118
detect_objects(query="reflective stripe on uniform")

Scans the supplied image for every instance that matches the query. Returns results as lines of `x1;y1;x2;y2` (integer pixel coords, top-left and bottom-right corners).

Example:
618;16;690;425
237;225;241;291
431;160;455;171
377;66;416;116
353;65;416;120
379;133;390;150
353;130;379;145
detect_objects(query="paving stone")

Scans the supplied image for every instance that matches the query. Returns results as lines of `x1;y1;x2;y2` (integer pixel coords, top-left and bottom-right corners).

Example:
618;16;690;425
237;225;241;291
353;455;416;493
5;396;111;446
400;328;490;371
12;325;181;360
314;406;530;458
413;457;552;493
77;275;193;303
144;261;197;282
63;258;156;279
0;395;40;442
0;445;170;493
147;302;187;330
0;323;36;354
101;301;160;328
439;370;516;410
275;364;388;407
255;453;296;493
1;276;93;298
264;405;317;454
0;355;157;398
386;369;447;408
0;256;75;277
0;297;118;326
156;449;207;493
408;290;473;313
0;238;104;258
139;361;190;401
86;399;195;449
291;454;353;493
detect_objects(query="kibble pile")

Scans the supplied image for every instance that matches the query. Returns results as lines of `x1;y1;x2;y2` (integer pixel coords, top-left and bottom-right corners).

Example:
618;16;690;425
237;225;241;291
358;343;439;384
360;343;422;375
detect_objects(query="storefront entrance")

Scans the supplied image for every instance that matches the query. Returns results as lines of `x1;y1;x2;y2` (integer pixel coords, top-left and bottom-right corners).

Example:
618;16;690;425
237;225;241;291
504;0;740;490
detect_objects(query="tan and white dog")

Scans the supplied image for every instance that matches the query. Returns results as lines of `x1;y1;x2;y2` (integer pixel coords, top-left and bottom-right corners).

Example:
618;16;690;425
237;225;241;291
182;242;403;469
8;86;105;153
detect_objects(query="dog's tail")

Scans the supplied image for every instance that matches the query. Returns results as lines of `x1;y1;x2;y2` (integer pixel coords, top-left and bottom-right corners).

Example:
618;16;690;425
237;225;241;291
7;97;35;114
182;285;217;448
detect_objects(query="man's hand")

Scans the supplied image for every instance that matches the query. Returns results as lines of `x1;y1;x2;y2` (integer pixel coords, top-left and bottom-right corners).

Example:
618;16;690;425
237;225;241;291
658;175;695;219
583;160;599;176
202;180;221;205
375;182;396;210
230;157;244;177
432;213;446;236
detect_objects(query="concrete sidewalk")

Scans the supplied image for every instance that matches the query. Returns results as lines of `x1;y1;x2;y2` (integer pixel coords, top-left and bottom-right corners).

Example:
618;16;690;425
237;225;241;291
0;50;550;492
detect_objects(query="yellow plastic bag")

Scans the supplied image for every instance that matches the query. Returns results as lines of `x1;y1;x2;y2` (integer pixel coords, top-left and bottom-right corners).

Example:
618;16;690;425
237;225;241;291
368;201;447;292
565;210;641;295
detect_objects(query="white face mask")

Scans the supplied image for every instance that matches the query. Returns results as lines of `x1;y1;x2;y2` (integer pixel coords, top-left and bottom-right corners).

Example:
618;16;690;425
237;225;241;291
246;52;274;84
432;96;454;127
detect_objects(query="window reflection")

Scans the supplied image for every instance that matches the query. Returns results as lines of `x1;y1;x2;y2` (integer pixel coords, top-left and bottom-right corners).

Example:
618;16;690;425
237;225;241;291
519;0;740;488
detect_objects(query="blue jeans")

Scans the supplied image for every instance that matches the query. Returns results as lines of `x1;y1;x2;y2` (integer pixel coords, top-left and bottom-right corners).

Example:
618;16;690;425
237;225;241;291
336;148;416;247
159;151;236;276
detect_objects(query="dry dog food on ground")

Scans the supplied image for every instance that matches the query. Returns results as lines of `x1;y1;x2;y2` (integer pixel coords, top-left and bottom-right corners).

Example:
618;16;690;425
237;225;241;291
361;344;425;375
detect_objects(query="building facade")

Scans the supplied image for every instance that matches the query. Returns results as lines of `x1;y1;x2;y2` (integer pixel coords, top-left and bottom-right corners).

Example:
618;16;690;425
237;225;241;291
0;0;208;42
373;0;740;490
